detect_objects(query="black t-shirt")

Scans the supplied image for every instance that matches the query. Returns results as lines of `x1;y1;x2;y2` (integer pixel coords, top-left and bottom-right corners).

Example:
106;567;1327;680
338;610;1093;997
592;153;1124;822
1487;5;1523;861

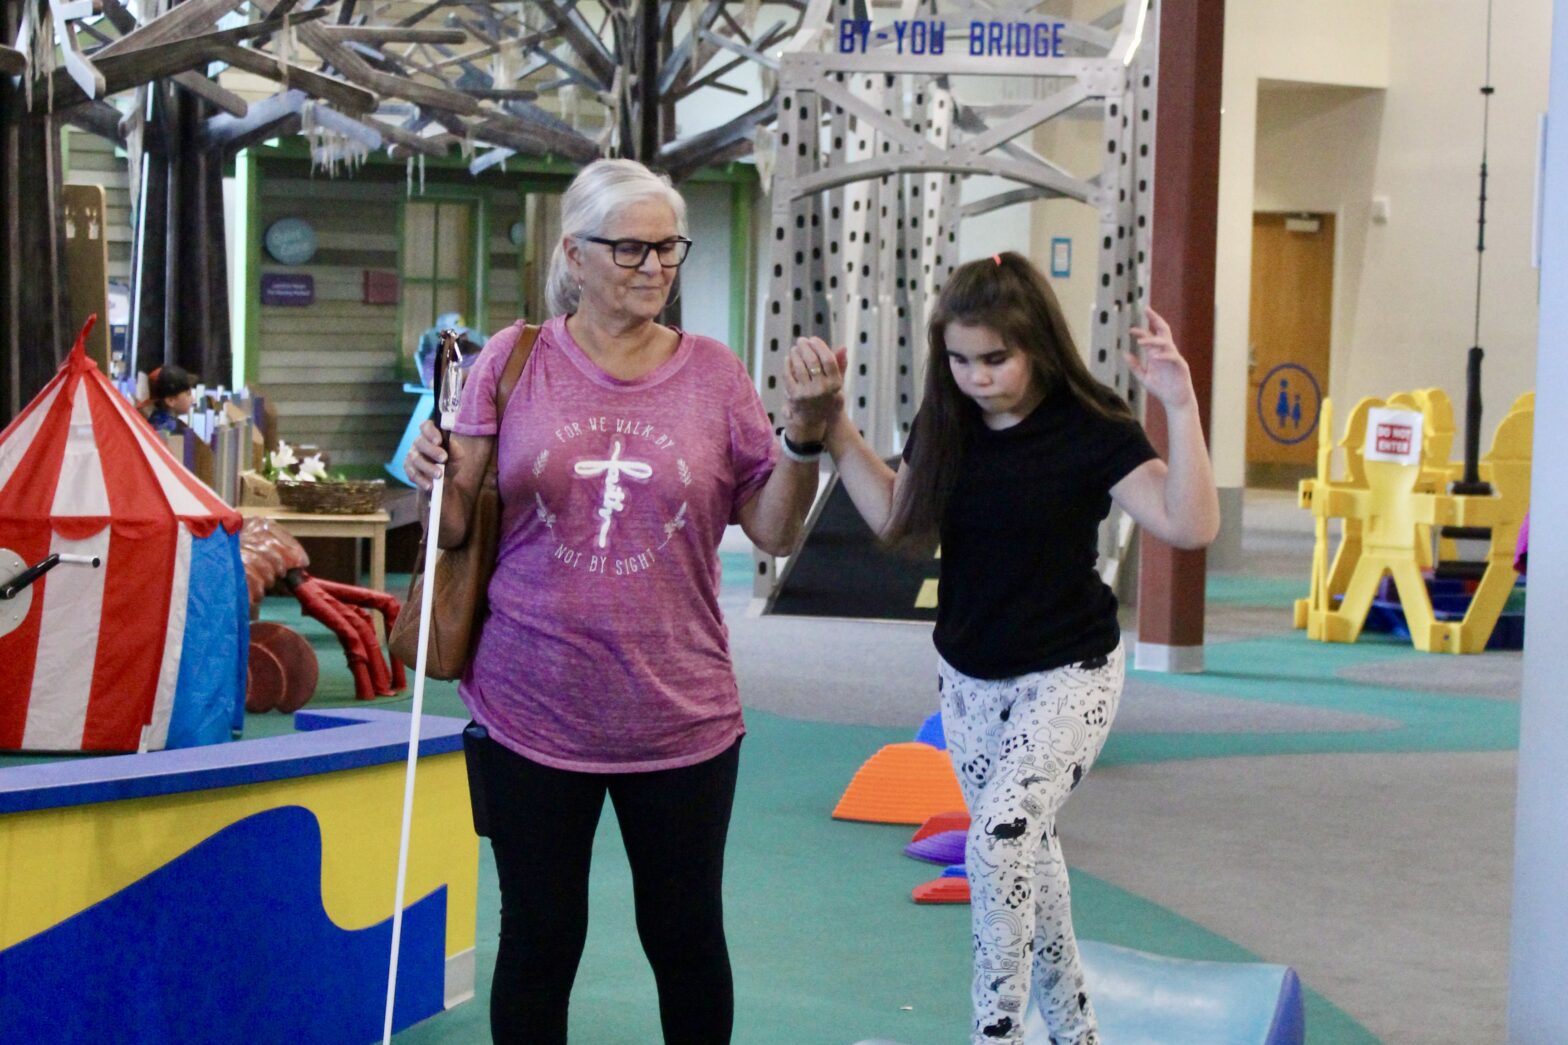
905;389;1158;679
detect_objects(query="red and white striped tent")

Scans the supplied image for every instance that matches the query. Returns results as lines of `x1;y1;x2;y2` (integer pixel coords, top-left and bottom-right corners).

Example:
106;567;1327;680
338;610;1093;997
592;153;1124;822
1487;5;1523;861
0;322;248;752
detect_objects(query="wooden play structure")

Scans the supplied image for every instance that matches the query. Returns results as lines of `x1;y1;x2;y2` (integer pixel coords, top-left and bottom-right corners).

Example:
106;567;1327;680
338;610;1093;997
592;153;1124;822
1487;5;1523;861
1294;387;1533;653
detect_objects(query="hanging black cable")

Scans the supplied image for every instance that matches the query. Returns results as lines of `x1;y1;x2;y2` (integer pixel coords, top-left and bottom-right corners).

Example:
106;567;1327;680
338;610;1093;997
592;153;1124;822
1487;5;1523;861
1454;0;1495;496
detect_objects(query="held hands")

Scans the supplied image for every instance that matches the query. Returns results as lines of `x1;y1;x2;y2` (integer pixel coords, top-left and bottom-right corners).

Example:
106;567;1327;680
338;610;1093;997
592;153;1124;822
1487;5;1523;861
1126;307;1197;411
404;419;451;491
782;336;848;441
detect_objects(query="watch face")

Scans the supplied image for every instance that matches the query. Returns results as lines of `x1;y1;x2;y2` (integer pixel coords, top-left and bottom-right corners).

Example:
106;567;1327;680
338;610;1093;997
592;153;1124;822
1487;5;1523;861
265;218;318;266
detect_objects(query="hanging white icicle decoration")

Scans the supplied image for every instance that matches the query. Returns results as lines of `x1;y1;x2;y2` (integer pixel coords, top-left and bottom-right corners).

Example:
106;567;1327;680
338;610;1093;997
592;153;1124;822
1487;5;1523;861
301;98;318;176
302;99;372;179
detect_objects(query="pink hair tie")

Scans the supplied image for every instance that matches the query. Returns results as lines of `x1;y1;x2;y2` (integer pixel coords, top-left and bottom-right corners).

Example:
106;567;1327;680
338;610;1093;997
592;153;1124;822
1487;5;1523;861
992;254;1002;266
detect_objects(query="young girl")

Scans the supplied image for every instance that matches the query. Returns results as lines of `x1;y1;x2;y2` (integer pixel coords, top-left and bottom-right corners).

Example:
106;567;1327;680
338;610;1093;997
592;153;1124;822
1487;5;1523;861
789;252;1219;1045
139;365;197;434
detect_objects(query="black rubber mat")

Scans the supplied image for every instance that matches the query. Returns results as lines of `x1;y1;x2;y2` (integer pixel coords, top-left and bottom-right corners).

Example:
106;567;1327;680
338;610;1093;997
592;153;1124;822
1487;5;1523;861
768;472;939;621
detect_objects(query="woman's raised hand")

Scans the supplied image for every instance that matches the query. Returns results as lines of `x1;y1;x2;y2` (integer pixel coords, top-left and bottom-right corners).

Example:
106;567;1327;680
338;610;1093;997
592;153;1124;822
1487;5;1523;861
1127;307;1197;411
782;336;847;441
404;419;450;491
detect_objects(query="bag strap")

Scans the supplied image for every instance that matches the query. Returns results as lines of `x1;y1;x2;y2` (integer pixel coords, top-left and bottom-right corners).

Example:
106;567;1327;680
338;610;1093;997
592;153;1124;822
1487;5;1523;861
474;322;539;491
494;322;540;422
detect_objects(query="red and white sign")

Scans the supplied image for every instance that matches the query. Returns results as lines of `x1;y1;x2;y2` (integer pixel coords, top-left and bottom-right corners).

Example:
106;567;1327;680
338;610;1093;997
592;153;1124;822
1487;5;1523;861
1364;407;1424;465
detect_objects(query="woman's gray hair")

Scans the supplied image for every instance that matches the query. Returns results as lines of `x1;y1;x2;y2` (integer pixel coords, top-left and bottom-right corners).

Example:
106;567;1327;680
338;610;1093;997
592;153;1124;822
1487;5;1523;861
545;158;688;317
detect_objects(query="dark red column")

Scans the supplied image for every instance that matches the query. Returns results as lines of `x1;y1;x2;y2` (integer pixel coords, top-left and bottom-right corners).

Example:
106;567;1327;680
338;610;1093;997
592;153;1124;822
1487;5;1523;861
1136;0;1224;671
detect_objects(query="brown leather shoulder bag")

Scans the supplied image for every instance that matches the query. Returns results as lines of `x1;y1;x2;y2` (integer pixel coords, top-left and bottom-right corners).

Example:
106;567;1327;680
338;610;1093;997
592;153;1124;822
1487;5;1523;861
389;322;540;680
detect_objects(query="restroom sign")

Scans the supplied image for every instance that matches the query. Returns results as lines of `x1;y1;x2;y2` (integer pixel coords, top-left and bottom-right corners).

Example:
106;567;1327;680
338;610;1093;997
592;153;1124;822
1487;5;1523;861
1256;363;1321;445
1364;408;1424;465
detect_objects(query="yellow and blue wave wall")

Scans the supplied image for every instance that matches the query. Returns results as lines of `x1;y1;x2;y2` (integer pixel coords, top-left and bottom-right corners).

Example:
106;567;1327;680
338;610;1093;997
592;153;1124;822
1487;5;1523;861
0;708;479;1043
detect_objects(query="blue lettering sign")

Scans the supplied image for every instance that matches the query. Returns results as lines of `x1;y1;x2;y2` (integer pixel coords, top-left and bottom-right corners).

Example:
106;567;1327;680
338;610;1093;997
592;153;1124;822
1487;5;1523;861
839;18;945;55
837;19;871;53
968;20;1068;58
987;21;1005;54
842;17;1065;57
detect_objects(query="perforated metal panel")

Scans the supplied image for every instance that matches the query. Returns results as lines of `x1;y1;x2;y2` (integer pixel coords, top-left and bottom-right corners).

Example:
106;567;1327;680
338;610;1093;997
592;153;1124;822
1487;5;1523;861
757;1;1158;606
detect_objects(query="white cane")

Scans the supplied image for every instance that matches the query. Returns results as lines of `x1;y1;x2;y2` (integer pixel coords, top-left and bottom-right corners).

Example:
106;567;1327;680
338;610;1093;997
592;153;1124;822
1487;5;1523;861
384;332;463;1044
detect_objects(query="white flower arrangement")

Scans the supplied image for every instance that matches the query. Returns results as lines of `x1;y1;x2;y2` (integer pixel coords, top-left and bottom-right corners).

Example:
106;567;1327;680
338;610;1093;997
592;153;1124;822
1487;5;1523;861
268;442;297;474
296;454;329;482
265;441;340;483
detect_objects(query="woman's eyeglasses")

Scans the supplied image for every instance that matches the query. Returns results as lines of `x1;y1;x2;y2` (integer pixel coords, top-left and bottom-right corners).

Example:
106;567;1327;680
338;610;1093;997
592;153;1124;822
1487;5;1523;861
583;235;693;269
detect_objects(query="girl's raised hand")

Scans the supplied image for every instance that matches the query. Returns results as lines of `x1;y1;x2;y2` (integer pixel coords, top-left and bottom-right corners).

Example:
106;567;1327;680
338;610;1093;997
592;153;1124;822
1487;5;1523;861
1126;307;1196;410
782;336;847;440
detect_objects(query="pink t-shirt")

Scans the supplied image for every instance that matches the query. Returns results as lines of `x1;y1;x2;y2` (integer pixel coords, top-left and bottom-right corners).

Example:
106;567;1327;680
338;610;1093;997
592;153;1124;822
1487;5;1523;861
450;315;776;772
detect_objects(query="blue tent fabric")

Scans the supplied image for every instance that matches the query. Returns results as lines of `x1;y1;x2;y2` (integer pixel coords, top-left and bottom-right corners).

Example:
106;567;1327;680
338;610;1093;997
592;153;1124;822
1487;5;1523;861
166;530;248;749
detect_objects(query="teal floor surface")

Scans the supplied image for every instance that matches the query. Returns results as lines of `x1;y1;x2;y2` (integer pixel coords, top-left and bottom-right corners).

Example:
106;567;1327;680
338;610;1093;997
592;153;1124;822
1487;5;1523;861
10;561;1517;1042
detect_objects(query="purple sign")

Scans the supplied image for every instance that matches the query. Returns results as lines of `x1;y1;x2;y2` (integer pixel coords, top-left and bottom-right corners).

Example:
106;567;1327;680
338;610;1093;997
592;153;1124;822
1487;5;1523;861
261;273;315;307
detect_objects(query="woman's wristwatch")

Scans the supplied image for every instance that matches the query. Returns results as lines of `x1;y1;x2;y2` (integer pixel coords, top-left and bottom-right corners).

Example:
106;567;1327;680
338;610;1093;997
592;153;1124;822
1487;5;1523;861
780;431;825;463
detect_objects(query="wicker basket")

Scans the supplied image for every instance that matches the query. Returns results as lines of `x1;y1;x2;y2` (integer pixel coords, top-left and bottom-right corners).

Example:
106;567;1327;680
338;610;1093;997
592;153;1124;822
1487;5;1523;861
275;478;385;515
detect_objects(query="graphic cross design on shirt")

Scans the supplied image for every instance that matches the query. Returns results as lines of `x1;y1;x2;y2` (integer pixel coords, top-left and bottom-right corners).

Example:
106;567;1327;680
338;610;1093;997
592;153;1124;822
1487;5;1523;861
572;438;654;548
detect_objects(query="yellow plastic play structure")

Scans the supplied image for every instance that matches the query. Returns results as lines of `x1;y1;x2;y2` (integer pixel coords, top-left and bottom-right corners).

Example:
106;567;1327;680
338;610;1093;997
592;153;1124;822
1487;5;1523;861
1294;388;1532;653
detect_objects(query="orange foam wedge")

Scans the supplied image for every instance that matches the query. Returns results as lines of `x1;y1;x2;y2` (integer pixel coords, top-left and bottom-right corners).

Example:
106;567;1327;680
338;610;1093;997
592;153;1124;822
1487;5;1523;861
832;742;967;824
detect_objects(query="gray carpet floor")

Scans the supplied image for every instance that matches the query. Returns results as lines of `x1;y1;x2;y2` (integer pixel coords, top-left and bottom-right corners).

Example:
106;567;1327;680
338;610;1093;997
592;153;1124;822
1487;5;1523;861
1061;751;1515;1044
725;488;1520;1044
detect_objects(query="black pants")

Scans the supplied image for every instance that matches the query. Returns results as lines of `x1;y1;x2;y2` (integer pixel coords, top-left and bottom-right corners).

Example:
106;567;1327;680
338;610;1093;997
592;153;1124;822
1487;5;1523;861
473;732;741;1044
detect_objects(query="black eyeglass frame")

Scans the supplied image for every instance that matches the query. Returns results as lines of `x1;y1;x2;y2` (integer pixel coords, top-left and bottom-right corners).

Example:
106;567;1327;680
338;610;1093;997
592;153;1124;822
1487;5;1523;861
581;235;693;269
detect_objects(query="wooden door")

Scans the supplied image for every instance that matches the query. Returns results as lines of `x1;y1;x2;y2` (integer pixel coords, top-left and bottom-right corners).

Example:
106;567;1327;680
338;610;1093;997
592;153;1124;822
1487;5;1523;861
1246;212;1335;487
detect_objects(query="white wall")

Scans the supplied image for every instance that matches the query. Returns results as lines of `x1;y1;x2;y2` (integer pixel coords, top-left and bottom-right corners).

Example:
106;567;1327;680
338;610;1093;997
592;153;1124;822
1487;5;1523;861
679;180;734;345
1214;0;1552;489
1030;115;1104;358
1342;0;1549;423
223;172;244;388
1253;83;1384;415
959;173;1038;262
1509;1;1568;1036
1247;0;1391;88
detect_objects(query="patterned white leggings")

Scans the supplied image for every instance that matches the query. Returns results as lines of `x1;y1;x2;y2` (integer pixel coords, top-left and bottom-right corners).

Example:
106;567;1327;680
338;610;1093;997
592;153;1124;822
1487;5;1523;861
939;643;1124;1045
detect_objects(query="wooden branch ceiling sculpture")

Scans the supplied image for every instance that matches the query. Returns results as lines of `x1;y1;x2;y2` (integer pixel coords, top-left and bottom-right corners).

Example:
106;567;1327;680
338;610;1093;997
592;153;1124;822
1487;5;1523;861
23;0;809;180
1;0;811;415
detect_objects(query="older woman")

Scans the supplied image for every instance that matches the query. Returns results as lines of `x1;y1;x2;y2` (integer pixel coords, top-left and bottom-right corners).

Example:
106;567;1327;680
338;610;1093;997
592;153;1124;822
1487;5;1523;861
404;158;839;1043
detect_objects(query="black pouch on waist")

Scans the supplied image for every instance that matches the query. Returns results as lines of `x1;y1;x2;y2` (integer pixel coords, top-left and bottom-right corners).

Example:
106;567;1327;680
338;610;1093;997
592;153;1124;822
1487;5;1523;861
462;722;493;838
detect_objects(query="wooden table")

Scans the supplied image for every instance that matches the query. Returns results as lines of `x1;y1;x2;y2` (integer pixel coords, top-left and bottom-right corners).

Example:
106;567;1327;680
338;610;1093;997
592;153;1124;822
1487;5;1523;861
239;506;391;595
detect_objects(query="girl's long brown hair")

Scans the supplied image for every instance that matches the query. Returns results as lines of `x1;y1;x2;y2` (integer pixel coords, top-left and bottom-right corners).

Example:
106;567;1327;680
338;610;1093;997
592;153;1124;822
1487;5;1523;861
884;251;1134;555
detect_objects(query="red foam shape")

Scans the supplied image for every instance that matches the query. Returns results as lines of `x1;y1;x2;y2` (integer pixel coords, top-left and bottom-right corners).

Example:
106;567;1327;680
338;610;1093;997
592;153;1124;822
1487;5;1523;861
253;622;319;713
912;810;971;843
912;877;971;905
245;642;285;714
